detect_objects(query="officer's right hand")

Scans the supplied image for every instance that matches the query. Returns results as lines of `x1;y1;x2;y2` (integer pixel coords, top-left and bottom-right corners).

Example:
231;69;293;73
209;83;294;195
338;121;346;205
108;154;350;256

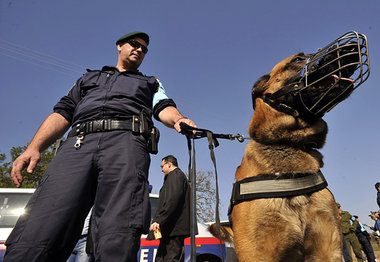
11;149;41;187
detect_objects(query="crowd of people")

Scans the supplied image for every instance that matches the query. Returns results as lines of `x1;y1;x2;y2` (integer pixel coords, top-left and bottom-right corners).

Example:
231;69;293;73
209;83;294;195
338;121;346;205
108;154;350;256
338;182;380;262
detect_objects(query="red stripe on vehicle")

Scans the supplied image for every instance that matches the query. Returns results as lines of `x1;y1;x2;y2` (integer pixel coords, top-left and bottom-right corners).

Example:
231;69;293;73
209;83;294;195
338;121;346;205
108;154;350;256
184;237;225;245
140;239;160;246
140;237;224;246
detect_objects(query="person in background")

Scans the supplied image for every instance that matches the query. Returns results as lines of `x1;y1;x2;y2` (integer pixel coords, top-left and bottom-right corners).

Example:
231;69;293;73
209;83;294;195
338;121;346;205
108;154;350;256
352;215;376;262
337;203;364;262
149;155;190;262
67;209;94;262
375;182;380;209
342;235;351;262
366;212;380;248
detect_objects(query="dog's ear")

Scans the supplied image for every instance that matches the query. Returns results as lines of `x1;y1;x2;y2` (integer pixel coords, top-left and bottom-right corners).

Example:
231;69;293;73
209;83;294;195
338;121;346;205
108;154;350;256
252;74;270;109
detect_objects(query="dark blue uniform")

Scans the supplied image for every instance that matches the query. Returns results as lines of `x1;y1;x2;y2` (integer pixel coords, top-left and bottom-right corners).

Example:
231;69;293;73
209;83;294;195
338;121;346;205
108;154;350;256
5;66;175;262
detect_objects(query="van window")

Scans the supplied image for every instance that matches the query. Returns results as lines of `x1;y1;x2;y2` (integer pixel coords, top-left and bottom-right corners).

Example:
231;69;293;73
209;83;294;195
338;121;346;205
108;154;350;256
149;196;158;222
0;193;32;228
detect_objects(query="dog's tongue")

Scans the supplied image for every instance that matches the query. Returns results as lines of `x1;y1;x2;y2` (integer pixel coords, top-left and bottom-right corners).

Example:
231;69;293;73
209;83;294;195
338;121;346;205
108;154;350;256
331;74;356;83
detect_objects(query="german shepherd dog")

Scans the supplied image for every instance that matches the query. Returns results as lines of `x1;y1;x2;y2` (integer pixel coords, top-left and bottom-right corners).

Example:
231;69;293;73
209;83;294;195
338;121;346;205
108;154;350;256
209;32;370;261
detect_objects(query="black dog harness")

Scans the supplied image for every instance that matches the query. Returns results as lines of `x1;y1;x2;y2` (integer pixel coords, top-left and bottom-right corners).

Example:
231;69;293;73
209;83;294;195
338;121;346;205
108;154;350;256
228;170;328;220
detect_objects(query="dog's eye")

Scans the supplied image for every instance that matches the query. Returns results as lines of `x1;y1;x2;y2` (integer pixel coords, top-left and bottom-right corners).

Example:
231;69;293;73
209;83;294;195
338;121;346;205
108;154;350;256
292;56;306;63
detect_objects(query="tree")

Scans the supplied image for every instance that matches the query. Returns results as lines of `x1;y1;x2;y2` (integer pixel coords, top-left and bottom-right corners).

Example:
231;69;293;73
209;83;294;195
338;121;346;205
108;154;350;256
0;153;13;187
0;144;57;188
193;170;219;223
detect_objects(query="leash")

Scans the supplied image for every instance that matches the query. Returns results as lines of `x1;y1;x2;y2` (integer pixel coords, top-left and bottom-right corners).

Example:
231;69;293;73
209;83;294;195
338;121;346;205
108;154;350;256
180;123;247;262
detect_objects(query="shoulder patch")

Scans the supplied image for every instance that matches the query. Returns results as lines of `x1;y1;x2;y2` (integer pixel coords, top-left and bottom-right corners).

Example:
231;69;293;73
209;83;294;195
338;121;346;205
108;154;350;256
67;82;77;95
155;77;164;92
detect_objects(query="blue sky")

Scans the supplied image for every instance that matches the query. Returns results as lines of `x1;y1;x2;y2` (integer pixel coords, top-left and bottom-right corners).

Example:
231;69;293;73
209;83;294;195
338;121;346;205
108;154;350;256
0;0;379;226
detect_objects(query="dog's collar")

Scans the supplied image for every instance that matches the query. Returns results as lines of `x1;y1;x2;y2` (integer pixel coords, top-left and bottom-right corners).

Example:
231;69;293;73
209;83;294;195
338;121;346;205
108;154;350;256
228;170;328;223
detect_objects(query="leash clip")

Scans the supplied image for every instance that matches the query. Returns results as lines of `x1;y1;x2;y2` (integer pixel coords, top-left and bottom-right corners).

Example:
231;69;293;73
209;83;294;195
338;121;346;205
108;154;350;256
74;135;84;149
230;133;245;143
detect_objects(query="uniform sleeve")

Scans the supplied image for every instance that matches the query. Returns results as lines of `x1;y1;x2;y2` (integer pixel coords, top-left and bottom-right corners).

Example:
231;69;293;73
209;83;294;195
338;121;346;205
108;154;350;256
152;78;177;121
53;77;83;124
352;219;358;231
153;170;185;228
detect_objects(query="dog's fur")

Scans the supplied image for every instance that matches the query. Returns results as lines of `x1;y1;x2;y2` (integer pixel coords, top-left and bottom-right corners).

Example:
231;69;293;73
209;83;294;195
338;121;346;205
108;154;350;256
209;53;347;261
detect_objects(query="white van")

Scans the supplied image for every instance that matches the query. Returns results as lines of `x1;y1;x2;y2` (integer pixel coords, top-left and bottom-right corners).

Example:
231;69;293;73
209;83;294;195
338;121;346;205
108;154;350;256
0;188;36;260
0;189;232;262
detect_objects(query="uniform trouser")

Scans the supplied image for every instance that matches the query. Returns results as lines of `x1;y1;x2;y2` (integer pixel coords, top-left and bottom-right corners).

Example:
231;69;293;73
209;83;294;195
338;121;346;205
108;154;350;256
4;131;151;262
342;234;351;262
343;232;364;262
155;236;185;262
356;233;376;262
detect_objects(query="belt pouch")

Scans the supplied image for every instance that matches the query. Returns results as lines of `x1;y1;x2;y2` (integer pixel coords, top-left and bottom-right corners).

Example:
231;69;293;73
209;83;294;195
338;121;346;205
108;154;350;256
132;115;141;135
147;126;160;154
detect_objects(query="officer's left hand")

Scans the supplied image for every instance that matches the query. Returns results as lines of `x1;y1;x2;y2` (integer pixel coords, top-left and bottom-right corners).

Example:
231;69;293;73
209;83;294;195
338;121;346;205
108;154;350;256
174;118;197;135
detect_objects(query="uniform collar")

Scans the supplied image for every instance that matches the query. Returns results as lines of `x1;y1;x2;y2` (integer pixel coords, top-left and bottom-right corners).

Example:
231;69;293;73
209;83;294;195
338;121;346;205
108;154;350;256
100;65;144;76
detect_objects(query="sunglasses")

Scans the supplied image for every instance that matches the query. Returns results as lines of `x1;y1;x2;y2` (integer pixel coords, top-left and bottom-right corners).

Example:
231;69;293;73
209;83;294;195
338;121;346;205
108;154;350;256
127;39;148;54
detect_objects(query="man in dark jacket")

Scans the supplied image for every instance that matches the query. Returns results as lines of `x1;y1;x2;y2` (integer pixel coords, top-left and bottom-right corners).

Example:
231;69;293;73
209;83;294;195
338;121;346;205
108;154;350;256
150;155;190;262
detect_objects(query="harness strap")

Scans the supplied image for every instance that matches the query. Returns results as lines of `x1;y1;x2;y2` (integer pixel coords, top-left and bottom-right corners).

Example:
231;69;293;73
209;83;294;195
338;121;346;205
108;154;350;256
228;170;328;220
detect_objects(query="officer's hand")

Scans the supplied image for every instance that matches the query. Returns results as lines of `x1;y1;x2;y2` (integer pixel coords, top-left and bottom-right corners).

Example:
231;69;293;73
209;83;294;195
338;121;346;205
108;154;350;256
174;118;197;135
11;149;41;187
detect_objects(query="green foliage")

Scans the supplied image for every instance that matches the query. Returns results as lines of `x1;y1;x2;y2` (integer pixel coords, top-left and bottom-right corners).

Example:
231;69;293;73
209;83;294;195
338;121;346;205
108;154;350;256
0;153;13;187
0;144;56;188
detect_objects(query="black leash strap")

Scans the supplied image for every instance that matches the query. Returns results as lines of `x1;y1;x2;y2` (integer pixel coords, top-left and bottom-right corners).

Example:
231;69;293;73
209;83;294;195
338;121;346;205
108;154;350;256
186;135;198;262
180;123;245;262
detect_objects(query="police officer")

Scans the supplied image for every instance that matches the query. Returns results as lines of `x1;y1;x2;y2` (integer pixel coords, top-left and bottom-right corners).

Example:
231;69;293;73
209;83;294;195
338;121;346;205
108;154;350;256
5;31;196;262
337;203;364;262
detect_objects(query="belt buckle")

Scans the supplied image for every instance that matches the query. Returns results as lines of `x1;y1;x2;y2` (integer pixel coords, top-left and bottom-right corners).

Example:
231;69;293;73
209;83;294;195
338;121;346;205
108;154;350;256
92;120;105;132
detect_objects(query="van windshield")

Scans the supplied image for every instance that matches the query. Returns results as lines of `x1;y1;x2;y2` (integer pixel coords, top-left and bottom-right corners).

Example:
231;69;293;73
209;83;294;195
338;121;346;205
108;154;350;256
0;193;32;228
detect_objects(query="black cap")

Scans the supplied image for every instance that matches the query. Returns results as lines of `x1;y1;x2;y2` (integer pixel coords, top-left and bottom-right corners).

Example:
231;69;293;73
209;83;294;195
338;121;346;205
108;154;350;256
116;31;150;46
375;182;380;189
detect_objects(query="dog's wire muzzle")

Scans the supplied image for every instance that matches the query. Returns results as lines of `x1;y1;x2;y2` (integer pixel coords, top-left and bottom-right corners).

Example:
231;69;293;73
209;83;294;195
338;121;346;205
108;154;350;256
252;31;370;117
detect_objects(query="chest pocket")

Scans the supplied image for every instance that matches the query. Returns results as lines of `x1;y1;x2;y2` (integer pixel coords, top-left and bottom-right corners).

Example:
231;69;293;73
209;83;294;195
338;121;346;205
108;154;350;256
79;72;103;98
111;75;155;105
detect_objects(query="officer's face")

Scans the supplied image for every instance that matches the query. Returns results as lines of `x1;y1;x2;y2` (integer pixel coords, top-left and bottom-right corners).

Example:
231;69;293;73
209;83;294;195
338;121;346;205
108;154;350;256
117;37;147;71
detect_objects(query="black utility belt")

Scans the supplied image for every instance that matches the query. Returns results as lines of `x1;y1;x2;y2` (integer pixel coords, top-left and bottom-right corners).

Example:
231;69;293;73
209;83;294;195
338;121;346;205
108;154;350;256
68;119;133;137
67;118;160;154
